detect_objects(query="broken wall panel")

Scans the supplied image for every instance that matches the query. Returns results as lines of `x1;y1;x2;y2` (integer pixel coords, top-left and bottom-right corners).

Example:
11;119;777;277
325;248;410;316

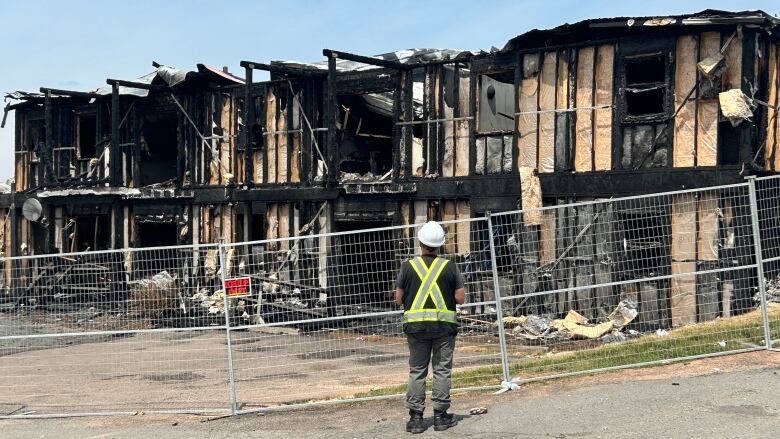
768;44;780;170
671;193;696;261
538;52;556;173
698;191;719;261
554;50;571;172
674;35;698;167
455;70;470;177
442;68;455;178
670;261;696;327
774;43;780;172
276;97;288;183
266;87;278;183
593;45;614;171
696;32;720;167
517;54;539;170
723;32;743;91
574;47;595;172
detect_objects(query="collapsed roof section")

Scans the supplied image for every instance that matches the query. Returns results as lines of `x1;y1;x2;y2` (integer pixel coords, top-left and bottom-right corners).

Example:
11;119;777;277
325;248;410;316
275;48;474;72
4;63;244;104
499;9;780;52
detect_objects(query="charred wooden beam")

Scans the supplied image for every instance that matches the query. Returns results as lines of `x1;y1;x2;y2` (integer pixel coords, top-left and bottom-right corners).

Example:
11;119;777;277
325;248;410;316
110;83;121;187
240;61;327;78
43;90;53;184
39;87;101;99
323;49;408;71
105;78;169;92
325;54;339;186
244;65;254;185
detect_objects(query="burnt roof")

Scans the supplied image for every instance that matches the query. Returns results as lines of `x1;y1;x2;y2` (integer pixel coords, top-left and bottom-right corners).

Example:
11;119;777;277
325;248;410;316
500;9;779;52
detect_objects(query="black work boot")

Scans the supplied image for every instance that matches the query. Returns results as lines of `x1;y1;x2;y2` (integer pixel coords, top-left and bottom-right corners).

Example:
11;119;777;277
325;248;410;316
433;410;457;431
406;409;425;434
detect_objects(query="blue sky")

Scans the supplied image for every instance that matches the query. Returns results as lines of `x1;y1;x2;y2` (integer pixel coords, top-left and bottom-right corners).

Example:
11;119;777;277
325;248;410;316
1;0;777;179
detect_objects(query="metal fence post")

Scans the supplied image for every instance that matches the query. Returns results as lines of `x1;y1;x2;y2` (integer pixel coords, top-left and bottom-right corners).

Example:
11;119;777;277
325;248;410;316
218;241;238;415
746;176;773;350
486;214;512;384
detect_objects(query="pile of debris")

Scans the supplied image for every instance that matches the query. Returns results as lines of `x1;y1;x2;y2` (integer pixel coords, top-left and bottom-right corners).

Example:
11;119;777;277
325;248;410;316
759;274;780;304
499;300;638;344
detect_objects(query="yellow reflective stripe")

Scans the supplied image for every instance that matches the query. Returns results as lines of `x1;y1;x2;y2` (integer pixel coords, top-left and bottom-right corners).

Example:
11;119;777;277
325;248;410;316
403;309;457;323
410;257;438;309
426;262;448;310
412;258;448;310
408;257;425;281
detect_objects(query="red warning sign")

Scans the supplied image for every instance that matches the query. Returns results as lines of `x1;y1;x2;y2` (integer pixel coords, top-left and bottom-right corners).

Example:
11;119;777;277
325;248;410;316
224;277;252;297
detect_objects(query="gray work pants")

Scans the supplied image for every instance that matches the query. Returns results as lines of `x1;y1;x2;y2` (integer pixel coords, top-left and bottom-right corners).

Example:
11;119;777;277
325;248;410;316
404;332;455;413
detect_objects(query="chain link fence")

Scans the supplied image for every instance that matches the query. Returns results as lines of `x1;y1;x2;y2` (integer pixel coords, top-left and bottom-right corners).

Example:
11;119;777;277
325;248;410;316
0;180;777;418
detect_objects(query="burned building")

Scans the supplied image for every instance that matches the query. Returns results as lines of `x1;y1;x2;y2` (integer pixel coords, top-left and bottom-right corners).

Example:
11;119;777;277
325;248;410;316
2;9;780;328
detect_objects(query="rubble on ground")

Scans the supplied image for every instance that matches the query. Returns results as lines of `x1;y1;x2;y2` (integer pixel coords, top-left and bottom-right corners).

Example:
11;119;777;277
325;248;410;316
499;299;639;343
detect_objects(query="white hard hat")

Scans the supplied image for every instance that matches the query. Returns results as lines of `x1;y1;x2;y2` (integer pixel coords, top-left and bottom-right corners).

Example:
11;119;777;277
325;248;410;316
418;221;446;247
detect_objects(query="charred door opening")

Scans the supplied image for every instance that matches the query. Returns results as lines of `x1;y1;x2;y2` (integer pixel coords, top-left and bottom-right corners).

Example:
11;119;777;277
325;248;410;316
333;220;396;308
337;94;393;177
76;113;97;158
137;221;178;248
140;112;178;186
74;215;110;252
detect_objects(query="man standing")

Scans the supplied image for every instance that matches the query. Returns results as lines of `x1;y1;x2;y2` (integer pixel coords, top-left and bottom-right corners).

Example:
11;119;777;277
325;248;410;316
395;221;466;434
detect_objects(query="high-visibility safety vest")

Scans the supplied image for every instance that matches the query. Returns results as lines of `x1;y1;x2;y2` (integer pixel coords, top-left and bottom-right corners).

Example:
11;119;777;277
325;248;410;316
402;256;458;324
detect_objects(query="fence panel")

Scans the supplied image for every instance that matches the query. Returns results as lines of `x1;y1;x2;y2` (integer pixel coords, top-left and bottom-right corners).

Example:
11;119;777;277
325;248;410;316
3;177;780;417
0;244;232;415
752;175;780;350
488;184;770;382
221;218;506;411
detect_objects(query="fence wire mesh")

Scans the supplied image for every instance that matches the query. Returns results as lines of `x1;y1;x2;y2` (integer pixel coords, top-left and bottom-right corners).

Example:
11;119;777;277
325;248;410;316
221;218;504;410
753;175;780;350
0;245;232;415
0;181;777;417
489;183;772;382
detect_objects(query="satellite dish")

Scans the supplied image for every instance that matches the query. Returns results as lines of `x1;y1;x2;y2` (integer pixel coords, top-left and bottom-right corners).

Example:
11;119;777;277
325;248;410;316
22;198;43;222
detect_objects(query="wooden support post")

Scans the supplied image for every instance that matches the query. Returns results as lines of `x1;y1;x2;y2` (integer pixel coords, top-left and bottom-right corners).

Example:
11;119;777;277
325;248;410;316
244;66;254;185
43;90;53;185
326;54;339;186
110;83;121;186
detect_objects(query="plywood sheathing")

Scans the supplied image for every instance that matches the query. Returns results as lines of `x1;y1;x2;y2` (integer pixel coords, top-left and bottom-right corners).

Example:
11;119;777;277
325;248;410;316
697;32;721;167
266;87;278;184
698;191;719;261
674;35;698;167
555;51;571;172
266;203;279;251
671;193;697;327
219;96;233;185
486;136;503;174
276;97;288;183
278;203;290;251
456;200;471;254
575;47;595;172
723;32;743;90
290;91;302;183
768;44;779;170
442;68;455;178
773;44;780;172
539;209;556;264
671;193;696;261
538;52;556;173
671;261;697;327
517;54;539;169
475;137;485;174
455;72;470;176
519;167;542;225
412;137;425;177
442;201;457;254
400;201;411;240
594;45;614;171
